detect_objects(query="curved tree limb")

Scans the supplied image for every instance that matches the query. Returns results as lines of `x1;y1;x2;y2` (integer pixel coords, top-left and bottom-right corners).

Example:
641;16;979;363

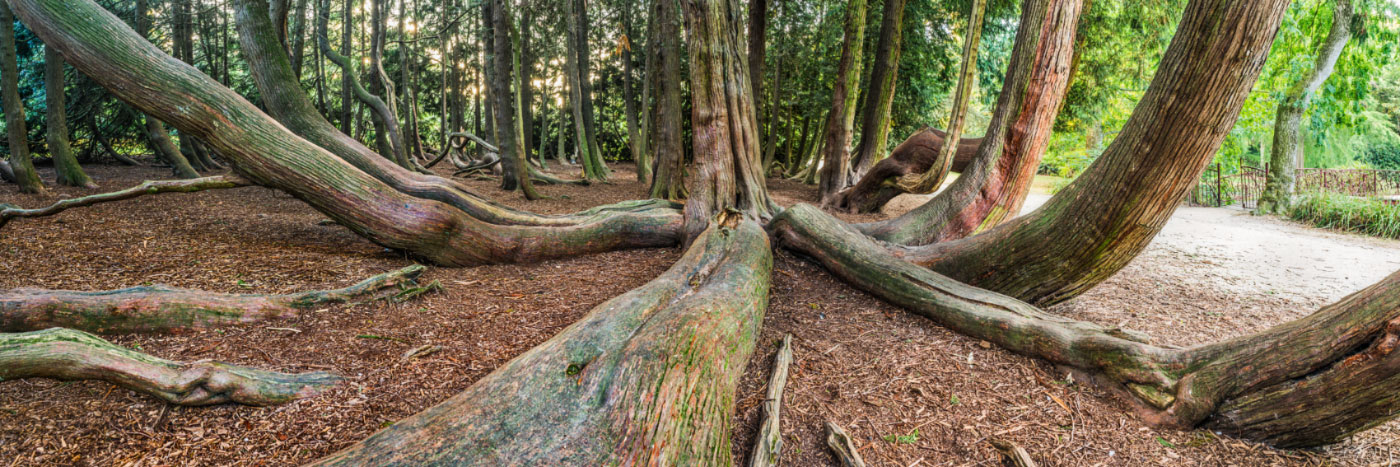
894;0;985;194
0;175;251;229
314;218;772;464
773;203;1400;448
1;265;426;334
0;328;340;406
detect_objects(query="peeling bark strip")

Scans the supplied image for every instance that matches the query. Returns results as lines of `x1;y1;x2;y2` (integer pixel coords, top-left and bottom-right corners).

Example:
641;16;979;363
903;0;1292;307
0;328;340;406
774;204;1400;448
11;0;682;267
858;0;1080;239
0;265;425;334
0;175;251;229
314;220;771;464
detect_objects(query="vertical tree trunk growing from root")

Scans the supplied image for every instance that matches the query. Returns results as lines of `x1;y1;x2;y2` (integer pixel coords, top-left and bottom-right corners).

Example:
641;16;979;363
1256;0;1353;214
899;0;1290;307
647;0;687;200
516;7;535;167
680;0;775;240
747;0;768;141
368;0;409;167
44;47;94;188
493;0;538;198
564;0;608;181
338;0;352;134
858;0;1080;240
1;3;43;193
289;0;308;78
622;0;646;182
895;0;985;194
133;0;199;179
847;0;905;179
816;0;867;205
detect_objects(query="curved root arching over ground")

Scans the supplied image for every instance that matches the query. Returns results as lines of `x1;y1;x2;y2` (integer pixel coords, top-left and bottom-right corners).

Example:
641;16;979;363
7;0;1400;462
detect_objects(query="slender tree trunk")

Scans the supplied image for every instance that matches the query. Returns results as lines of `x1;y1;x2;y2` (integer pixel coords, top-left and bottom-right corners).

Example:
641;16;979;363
134;0;199;179
290;0;309;78
516;6;534;167
894;0;985;195
368;0;409;167
0;3;42;193
339;0;352;134
747;0;767;142
494;0;538;198
648;0;687;200
847;0;905;179
622;0;646;182
568;0;607;180
45;47;94;188
1256;0;1353;214
816;0;867;205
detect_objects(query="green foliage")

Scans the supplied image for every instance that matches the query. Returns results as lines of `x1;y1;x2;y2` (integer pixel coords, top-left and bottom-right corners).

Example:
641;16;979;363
1363;141;1400;171
882;428;920;444
1288;191;1400;239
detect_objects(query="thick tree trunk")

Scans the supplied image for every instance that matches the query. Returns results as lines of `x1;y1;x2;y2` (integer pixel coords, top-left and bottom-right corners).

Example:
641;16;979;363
492;0;538;198
647;0;687;200
1;328;340;406
856;0;1079;237
44;48;95;188
832;129;981;213
847;0;905;179
816;0;867;205
1256;0;1353;214
0;265;424;333
773;202;1400;448
313;218;771;464
1;3;44;193
896;0;1290;307
680;0;775;239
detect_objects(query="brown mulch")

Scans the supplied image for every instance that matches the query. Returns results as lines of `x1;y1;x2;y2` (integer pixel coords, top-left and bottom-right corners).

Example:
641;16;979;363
0;162;1394;466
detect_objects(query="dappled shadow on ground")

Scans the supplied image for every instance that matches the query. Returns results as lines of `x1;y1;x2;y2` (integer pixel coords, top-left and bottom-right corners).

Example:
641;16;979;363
1;163;1394;465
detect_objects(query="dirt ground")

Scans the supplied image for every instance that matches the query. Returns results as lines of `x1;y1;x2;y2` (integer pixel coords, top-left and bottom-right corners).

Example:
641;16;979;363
2;162;1398;466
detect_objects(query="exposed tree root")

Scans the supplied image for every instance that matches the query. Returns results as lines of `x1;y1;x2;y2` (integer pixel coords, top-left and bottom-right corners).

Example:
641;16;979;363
750;333;793;467
0;265;426;334
829;128;980;213
773;204;1400;448
0;175;251;229
825;422;867;467
313;219;771;464
0;328;340;406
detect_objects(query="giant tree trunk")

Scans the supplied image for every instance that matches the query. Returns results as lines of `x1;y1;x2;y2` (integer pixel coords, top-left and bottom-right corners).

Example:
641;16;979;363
44;47;95;188
847;0;906;179
1;3;44;193
1256;0;1353;214
855;0;1079;237
896;0;1290;307
815;0;867;206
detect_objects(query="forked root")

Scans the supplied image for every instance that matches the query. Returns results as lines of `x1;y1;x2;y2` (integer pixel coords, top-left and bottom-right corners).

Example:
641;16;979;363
0;328;340;406
1;265;427;334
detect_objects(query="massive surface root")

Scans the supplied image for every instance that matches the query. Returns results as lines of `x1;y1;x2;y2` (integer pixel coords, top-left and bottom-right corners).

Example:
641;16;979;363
0;265;425;334
774;204;1400;448
313;219;771;465
0;328;340;406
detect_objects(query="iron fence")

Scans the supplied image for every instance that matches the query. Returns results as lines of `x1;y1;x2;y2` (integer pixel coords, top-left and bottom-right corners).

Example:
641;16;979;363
1187;165;1400;209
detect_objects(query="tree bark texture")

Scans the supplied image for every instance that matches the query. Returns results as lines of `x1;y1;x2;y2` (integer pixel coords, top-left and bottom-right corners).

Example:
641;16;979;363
647;0;687;200
44;47;95;187
1;2;44;193
1;328;340;406
815;0;867;206
847;0;905;178
0;265;424;334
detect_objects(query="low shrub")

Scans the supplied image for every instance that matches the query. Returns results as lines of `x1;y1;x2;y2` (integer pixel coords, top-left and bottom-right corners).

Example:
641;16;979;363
1287;192;1400;239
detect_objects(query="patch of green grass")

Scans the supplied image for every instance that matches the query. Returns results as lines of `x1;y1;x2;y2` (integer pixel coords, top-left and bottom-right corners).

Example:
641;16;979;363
1287;192;1400;239
882;428;919;445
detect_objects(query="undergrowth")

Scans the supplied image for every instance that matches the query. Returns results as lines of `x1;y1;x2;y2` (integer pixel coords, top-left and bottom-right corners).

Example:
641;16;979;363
1287;192;1400;239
